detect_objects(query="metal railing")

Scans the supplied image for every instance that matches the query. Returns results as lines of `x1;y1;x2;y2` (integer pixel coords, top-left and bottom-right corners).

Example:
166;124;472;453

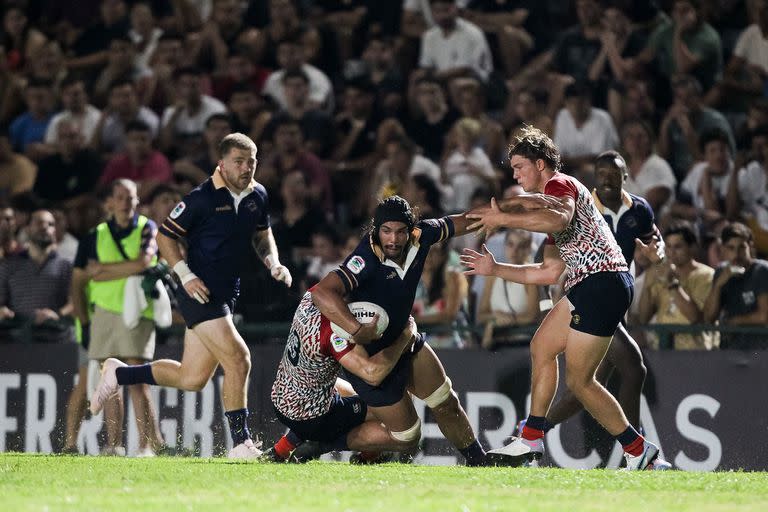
3;317;766;350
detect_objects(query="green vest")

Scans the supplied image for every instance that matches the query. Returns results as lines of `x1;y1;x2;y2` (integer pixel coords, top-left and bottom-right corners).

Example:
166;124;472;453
90;215;157;318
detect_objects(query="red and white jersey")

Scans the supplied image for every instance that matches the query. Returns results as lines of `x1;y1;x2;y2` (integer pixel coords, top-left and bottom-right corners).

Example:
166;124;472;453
271;292;355;421
545;173;628;291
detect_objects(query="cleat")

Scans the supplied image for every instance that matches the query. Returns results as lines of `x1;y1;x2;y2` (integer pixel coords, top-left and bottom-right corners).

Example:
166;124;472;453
89;358;125;415
288;441;323;463
135;447;156;458
486;436;544;467
100;446;126;457
349;451;397;465
228;438;263;459
259;446;287;463
624;440;670;470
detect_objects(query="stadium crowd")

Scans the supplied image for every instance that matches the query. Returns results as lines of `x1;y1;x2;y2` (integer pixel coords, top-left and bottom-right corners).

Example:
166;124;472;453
1;0;768;359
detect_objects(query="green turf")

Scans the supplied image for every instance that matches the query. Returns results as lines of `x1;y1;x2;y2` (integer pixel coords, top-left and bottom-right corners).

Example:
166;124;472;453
2;453;768;512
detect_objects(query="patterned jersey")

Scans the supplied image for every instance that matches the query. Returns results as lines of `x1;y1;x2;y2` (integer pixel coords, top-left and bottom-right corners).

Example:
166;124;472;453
545;173;628;290
271;292;355;421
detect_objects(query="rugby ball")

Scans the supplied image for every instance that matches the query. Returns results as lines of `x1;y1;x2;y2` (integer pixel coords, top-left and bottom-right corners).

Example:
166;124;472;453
330;301;390;340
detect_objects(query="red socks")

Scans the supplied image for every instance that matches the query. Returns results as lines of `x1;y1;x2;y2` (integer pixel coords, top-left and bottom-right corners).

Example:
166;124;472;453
274;435;297;459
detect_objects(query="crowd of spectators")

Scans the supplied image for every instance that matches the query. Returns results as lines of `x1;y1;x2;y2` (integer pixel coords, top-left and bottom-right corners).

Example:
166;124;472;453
1;0;767;350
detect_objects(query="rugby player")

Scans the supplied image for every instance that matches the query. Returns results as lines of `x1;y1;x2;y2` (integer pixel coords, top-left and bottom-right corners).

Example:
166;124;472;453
461;127;671;470
90;133;292;459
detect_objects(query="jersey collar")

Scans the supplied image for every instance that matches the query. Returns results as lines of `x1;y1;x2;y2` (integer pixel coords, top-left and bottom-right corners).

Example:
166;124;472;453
592;188;632;216
369;230;421;279
212;166;257;194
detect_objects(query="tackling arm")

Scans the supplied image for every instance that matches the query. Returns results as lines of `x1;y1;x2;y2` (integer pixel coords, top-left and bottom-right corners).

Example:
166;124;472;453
339;320;417;386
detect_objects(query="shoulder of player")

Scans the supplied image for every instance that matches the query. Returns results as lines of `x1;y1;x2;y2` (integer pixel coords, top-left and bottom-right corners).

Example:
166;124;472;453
179;179;213;205
627;193;653;214
249;181;269;200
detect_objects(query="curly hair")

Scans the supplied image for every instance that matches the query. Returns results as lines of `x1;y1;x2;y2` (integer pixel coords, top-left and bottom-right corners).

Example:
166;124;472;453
507;125;562;173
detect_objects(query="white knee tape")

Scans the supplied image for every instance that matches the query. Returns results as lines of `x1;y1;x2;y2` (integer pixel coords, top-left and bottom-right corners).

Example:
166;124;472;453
424;377;455;409
390;418;421;443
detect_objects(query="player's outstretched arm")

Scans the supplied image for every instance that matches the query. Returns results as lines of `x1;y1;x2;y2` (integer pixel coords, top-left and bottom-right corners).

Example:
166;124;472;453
462;243;565;285
339;318;417;386
465;196;575;237
253;228;292;287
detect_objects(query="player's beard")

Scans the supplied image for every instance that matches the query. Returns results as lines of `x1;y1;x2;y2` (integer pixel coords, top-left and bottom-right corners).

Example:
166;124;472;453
383;243;406;260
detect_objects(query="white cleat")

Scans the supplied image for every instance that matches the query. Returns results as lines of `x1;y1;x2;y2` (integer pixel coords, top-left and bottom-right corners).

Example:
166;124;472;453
135;447;156;458
100;446;126;457
228;439;263;460
624;440;672;470
486;436;544;467
89;358;126;415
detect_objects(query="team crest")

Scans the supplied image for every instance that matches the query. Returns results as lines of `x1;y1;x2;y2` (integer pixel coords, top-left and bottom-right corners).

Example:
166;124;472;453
330;334;348;353
170;201;186;219
572;314;581;325
347;255;365;274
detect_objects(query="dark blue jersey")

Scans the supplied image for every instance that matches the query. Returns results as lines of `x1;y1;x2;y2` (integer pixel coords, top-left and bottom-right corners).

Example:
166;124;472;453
159;171;270;299
593;190;657;266
333;217;454;355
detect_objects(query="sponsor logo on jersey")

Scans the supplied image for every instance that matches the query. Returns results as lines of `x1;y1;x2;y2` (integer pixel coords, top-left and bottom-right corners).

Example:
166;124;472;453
215;205;233;212
331;334;348;353
347;255;365;274
170;201;186;219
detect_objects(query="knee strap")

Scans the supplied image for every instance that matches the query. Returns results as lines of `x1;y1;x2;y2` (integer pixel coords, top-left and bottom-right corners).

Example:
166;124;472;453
390;418;421;443
424;377;456;409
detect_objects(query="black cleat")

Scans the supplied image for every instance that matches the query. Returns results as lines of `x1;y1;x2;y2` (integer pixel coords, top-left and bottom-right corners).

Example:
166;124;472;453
288;441;324;463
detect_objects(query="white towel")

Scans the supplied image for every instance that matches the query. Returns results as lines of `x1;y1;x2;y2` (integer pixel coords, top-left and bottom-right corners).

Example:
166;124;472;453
152;280;172;328
123;275;145;329
122;276;172;328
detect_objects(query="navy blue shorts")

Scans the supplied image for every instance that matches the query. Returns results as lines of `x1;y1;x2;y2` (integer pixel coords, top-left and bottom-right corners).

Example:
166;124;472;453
273;394;367;443
176;289;236;329
344;352;413;407
566;271;634;337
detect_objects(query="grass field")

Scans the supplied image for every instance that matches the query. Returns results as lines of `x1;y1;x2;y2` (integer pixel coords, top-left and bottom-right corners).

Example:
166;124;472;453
2;453;768;512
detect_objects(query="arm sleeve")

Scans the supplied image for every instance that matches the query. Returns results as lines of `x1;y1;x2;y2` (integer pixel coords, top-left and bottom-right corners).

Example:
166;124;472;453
319;330;357;360
637;198;656;237
419;32;434;68
333;242;377;294
416;217;454;246
159;191;203;240
472;32;493;80
543;174;578;201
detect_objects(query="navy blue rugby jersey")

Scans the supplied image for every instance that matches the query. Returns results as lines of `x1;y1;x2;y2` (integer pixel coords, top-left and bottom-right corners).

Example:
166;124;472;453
592;190;657;267
333;217;454;355
159;170;270;298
